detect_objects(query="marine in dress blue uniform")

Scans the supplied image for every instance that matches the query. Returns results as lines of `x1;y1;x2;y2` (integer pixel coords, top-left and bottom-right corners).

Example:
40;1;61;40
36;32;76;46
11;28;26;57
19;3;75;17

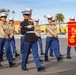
20;8;32;54
21;9;45;71
20;8;33;64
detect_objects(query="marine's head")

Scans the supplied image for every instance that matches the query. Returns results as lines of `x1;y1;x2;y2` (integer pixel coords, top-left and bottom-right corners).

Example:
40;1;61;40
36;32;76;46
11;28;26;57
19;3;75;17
8;17;14;24
69;17;75;22
46;15;53;23
34;18;40;25
22;8;32;20
0;12;8;22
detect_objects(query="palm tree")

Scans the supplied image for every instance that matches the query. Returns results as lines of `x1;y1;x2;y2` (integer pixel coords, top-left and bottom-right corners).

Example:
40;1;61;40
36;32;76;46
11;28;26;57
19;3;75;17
44;15;46;24
44;15;46;18
12;10;15;20
7;9;10;14
7;9;10;18
0;8;6;13
55;13;65;32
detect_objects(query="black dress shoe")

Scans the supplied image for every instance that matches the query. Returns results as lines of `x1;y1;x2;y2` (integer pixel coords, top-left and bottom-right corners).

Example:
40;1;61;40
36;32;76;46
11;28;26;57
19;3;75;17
29;51;32;54
66;56;72;59
57;57;63;62
3;52;5;54
38;66;45;72
50;55;54;57
0;63;3;67
41;53;44;55
45;59;49;62
22;67;29;71
1;58;4;62
40;59;43;62
60;54;63;57
60;56;63;59
15;53;20;57
9;62;16;67
12;58;15;60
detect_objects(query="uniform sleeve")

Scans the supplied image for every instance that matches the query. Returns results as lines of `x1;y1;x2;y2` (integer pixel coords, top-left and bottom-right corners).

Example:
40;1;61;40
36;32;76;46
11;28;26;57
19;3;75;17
20;22;28;35
34;26;38;36
55;26;58;34
0;23;7;37
34;26;41;37
12;26;15;36
9;25;15;36
34;26;36;31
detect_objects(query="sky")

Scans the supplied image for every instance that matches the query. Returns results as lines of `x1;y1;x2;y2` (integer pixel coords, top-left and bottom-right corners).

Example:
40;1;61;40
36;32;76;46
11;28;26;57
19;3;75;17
0;0;76;24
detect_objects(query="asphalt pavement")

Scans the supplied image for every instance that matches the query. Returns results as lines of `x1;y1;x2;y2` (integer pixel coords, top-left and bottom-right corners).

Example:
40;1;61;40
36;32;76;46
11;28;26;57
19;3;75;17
0;35;76;75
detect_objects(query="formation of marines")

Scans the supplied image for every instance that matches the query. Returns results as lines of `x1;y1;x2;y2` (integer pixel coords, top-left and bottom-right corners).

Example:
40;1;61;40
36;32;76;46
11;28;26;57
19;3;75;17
0;8;76;72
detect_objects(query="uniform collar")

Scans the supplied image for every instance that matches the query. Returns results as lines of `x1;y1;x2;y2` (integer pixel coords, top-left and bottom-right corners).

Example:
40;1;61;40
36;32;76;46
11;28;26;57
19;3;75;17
48;23;52;25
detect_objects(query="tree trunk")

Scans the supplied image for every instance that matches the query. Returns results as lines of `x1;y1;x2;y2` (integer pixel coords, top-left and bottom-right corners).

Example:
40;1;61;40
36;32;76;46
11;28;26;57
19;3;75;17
13;14;14;20
45;18;46;24
59;21;61;33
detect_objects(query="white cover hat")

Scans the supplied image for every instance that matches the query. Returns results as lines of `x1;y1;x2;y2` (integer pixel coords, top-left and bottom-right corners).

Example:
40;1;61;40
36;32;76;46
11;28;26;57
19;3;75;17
22;8;32;15
52;17;55;21
35;18;40;22
46;15;53;19
25;8;32;12
69;17;75;20
22;11;31;15
0;12;8;17
9;17;14;20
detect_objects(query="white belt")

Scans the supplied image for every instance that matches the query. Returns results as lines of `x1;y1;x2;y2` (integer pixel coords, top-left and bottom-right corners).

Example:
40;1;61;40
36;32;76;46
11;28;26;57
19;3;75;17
26;31;35;33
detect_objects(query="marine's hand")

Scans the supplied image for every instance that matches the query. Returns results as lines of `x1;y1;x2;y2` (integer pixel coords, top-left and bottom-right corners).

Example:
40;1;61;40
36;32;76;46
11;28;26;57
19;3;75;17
10;35;13;38
5;36;9;40
53;34;58;38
